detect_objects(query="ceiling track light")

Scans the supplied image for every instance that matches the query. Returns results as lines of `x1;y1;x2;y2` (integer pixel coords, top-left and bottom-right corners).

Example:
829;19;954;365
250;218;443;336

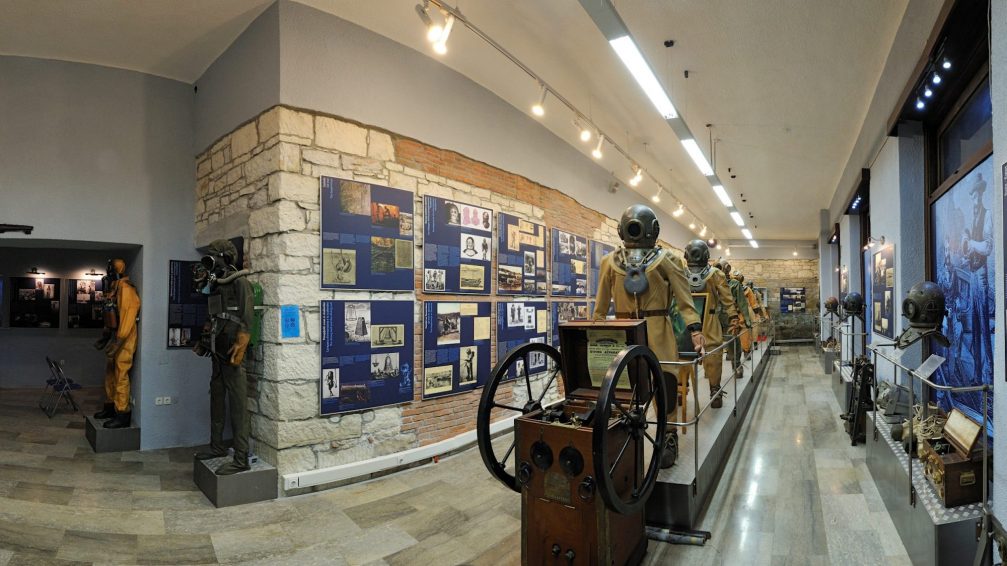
941;58;951;70
916;98;925;111
574;119;592;142
924;86;933;98
432;13;454;54
672;204;684;217
651;187;661;203
531;84;548;117
932;73;941;85
592;135;605;159
699;225;707;238
26;267;45;276
629;165;643;187
725;247;731;257
688;220;696;230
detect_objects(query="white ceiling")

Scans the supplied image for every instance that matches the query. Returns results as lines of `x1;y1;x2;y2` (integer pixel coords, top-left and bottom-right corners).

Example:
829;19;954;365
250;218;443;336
0;0;918;240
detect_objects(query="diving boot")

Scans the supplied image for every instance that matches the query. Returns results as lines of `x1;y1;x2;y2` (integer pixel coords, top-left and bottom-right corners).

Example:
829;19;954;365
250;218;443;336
215;458;250;476
195;448;228;461
710;385;723;409
93;403;115;420
660;431;679;469
103;411;131;429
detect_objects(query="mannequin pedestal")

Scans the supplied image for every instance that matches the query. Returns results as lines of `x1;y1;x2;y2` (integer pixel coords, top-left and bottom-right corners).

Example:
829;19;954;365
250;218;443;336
85;415;140;453
193;455;277;508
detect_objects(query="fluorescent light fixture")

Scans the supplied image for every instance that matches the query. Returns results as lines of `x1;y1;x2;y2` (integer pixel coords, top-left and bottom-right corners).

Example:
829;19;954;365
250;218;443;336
681;139;714;176
749;240;759;248
531;85;547;117
432;14;454;54
741;228;752;239
730;211;745;226
609;36;678;119
712;184;733;207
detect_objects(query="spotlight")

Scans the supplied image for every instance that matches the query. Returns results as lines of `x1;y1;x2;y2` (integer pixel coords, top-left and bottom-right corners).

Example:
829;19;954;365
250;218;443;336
592;135;604;159
793;249;798;257
575;120;592;142
916;99;925;110
26;267;45;276
651;193;660;204
415;3;442;42
699;225;707;238
924;86;933;97
672;204;684;217
432;14;454;55
932;73;941;85
942;58;951;70
725;247;731;257
629;165;643;187
688;221;696;230
531;84;547;117
715;243;722;250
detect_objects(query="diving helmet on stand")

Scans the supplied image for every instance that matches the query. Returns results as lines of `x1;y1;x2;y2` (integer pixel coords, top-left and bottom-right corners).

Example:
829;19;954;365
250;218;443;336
894;281;949;349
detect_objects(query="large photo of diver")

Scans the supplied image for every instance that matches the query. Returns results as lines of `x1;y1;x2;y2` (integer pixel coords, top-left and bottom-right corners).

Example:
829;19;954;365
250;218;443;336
931;156;994;431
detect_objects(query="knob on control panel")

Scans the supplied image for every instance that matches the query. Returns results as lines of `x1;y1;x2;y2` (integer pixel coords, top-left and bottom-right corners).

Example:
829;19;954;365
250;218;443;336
559;446;584;476
531;440;553;470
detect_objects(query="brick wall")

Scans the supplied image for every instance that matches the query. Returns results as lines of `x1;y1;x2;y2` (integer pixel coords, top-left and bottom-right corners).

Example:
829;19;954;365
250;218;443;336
729;258;820;339
194;106;622;487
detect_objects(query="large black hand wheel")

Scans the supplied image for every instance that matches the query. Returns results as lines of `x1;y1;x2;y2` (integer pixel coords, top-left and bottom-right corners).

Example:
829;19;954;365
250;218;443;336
593;345;667;515
477;342;563;492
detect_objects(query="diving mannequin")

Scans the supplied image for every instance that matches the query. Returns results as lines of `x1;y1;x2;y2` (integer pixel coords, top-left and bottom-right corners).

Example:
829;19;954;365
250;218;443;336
192;239;254;475
92;259;141;429
593;204;704;467
682;241;739;409
732;271;754;355
713;261;749;377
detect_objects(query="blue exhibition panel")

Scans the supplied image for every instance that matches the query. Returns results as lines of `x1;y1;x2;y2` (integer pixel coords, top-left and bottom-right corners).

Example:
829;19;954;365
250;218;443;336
551;301;590;347
423;195;494;294
497;212;547;295
588;240;615;297
320;300;414;416
421;301;493;399
320;176;415;291
496;301;549;380
550;228;588;297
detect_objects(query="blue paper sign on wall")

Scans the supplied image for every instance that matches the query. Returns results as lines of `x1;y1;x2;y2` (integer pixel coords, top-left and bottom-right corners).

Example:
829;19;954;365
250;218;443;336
280;305;301;339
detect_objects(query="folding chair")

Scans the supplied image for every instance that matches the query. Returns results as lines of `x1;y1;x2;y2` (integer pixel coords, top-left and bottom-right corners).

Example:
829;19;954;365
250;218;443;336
40;359;81;418
37;356;62;412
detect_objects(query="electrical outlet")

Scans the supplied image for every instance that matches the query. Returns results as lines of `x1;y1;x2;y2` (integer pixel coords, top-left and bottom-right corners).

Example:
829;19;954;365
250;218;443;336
284;476;299;490
164;396;172;405
155;397;164;406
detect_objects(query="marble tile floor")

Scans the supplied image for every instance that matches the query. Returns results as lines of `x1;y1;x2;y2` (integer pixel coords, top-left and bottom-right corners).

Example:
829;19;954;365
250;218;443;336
0;346;908;565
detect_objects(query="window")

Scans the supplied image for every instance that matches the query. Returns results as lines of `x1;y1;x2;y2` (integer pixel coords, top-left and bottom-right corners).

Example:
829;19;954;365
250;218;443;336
938;76;992;184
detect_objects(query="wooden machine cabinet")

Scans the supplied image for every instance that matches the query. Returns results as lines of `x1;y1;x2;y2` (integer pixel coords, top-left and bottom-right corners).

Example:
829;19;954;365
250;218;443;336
477;321;669;565
919;409;984;508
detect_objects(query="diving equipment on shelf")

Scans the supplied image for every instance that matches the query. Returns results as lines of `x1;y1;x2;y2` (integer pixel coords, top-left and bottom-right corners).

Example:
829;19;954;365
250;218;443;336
476;320;667;566
919;408;985;508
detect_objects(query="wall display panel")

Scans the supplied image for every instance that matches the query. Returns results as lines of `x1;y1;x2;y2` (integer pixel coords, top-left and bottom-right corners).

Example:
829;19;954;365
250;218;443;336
421;301;492;399
497;301;549;379
862;250;872;343
320;176;415;291
551;301;590;346
66;278;105;329
320;300;414;415
550;228;588;296
588;240;616;297
9;277;60;328
167;260;209;348
496;213;546;295
871;245;895;338
780;287;806;313
931;155;994;432
423;196;493;294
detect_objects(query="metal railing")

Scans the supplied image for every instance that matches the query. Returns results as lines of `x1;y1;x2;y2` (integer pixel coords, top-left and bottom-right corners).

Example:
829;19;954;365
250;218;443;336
867;342;991;537
656;324;773;491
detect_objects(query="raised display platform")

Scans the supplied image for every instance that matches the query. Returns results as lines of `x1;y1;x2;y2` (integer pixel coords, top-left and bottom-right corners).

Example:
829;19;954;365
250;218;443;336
831;361;853;415
194;455;278;508
85;415;140;453
646;339;774;530
866;413;985;566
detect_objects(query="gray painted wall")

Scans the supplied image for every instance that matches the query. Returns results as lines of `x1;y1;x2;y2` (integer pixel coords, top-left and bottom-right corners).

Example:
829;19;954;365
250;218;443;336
990;0;1006;522
0;56;208;450
838;214;864;357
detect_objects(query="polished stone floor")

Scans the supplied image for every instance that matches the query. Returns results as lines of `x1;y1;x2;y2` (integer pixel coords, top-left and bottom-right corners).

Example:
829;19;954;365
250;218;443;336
0;346;908;565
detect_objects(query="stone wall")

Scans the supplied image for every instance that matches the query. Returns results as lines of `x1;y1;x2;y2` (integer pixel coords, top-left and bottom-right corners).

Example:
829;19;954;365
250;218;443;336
194;105;622;487
729;258;820;340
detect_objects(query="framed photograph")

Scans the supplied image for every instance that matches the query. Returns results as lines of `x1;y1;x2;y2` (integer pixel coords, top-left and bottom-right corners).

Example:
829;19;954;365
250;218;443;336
424;196;494;294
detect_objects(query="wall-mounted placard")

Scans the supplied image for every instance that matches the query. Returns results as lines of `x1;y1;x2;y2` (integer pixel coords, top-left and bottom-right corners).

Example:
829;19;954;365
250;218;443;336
9;277;60;328
320;176;415;291
422;195;493;294
550;228;588;296
780;287;806;313
320;300;414;415
67;278;105;329
168;260;209;348
496;212;546;296
421;301;492;399
871;245;895;338
496;301;549;379
551;301;590;347
588;240;615;297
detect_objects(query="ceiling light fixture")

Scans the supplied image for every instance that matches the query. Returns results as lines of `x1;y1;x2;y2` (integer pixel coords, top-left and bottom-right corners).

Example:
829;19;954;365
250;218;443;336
711;184;733;207
942;58;951;70
725;247;731;257
591;135;604;159
26;267;45;276
730;211;745;227
749;240;759;249
629;165;643;187
932;73;941;85
608;36;677;119
672;204;685;217
741;228;752;240
531;84;548;117
688;221;696;230
85;269;103;278
432;14;454;54
792;249;798;257
924;86;933;97
575;120;592;142
715;243;722;250
916;98;925;110
681;139;714;176
699;225;707;237
415;3;442;42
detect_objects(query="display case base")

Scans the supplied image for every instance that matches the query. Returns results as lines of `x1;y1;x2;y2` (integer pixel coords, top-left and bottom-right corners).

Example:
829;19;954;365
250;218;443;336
194;455;278;508
85;415;140;453
832;362;853;414
647;339;774;530
821;348;836;374
866;414;985;566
